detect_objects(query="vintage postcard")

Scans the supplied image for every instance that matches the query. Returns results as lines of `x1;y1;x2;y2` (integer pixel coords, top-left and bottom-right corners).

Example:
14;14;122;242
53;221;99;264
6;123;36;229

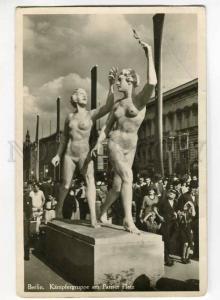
16;5;207;297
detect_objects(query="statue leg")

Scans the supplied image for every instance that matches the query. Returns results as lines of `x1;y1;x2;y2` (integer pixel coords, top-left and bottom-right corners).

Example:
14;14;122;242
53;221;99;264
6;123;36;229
99;174;121;223
56;155;76;219
110;146;140;234
82;159;99;228
122;150;140;234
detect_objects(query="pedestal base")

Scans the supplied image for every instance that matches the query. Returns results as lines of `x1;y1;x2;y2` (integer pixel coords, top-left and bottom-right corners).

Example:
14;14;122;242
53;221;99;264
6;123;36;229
45;220;164;289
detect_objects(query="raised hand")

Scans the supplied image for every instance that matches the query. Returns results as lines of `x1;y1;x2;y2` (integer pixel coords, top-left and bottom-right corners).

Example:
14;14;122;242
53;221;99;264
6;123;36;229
132;29;152;53
51;154;60;167
139;40;152;51
108;67;118;86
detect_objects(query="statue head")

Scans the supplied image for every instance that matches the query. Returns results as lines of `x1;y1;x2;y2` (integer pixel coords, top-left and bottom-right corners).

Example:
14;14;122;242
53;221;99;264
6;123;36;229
116;69;140;93
70;88;88;107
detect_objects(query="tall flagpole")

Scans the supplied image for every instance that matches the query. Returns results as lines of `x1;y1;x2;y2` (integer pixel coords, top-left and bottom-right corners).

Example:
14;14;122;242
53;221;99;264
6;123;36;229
90;66;98;146
153;14;165;177
90;65;98;175
35;114;40;181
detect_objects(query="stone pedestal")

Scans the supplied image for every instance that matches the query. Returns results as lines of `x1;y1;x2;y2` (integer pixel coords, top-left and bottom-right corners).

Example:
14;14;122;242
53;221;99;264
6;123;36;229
45;220;164;289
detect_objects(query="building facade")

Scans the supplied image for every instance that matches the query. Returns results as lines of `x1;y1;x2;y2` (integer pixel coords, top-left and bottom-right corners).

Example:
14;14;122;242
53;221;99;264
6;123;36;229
134;79;198;177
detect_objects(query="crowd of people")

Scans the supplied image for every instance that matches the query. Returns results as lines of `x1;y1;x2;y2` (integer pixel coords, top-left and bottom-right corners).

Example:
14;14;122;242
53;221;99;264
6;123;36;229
23;173;199;267
132;173;199;266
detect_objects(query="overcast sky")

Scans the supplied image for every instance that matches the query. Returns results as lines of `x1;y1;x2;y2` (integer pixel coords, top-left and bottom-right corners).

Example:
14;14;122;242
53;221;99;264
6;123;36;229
23;13;197;140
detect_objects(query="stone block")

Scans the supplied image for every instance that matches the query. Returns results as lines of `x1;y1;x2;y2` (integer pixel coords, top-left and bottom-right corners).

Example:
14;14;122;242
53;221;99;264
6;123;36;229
45;220;164;289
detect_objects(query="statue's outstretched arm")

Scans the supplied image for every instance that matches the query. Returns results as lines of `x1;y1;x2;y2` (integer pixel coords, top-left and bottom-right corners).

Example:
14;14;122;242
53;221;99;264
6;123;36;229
136;41;157;109
90;67;117;122
56;116;69;157
90;88;114;122
91;111;116;157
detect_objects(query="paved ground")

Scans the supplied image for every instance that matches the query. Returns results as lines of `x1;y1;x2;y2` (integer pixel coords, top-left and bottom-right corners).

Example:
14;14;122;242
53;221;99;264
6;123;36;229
24;250;199;292
165;255;199;282
25;252;69;292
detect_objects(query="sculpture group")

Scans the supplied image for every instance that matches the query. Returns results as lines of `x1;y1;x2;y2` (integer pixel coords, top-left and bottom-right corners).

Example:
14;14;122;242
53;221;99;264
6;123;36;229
52;36;157;234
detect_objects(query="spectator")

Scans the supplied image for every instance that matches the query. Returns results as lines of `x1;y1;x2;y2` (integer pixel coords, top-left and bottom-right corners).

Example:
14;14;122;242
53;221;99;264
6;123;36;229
44;195;57;224
180;180;189;194
96;181;107;203
178;201;196;264
29;183;45;234
23;184;32;260
178;185;198;213
174;180;182;202
76;181;89;220
143;177;155;195
139;187;159;223
133;178;144;228
142;212;161;233
178;184;199;257
190;175;198;189
158;189;178;266
154;175;164;198
163;178;169;191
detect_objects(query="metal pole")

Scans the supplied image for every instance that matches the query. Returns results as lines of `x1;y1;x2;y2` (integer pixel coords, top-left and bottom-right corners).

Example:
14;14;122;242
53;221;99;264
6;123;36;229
35;115;39;181
90;65;98;148
153;14;165;177
90;65;98;176
91;66;97;110
56;97;60;134
56;97;61;181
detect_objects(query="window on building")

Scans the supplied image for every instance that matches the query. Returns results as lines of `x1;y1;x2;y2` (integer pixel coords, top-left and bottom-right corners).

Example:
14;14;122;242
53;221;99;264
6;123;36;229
190;103;198;127
176;110;182;130
148;120;152;136
44;164;49;178
183;106;190;128
167;113;174;131
103;157;108;171
103;144;108;156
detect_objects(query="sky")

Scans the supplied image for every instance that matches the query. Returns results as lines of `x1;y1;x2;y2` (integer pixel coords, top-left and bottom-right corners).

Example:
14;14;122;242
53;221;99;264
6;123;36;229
23;13;197;140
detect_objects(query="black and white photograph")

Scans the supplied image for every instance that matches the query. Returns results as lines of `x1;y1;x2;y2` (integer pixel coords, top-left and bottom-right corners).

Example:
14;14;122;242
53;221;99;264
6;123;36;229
16;6;206;297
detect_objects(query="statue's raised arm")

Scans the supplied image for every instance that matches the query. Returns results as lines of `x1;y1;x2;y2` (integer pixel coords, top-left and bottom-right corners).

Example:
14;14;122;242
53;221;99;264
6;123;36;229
90;67;117;122
134;34;157;109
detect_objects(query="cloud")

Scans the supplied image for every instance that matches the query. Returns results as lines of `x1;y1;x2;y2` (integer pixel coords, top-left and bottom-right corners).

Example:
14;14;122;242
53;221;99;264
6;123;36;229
23;14;152;91
23;13;198;138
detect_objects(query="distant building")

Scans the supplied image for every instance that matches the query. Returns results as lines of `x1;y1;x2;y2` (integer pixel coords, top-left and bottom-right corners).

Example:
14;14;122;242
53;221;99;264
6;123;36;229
23;98;61;182
134;79;198;177
38;132;61;181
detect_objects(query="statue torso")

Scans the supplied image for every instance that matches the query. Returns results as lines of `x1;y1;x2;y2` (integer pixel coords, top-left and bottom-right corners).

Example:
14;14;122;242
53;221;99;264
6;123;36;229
66;111;93;157
110;98;146;150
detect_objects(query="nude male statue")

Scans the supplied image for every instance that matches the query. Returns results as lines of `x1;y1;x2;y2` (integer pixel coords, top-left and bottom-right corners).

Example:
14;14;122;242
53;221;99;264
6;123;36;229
52;69;117;227
91;40;157;234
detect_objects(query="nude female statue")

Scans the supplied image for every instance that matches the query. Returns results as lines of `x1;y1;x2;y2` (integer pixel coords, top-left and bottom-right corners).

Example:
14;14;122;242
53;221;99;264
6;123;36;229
91;40;157;234
51;69;117;227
